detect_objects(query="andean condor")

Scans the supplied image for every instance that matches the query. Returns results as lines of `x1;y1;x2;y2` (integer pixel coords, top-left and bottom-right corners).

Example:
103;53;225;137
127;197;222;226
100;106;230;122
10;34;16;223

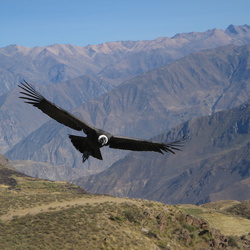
19;80;183;162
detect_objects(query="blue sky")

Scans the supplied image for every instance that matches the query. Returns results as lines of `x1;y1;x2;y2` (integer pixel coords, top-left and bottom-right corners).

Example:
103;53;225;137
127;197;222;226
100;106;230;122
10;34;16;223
1;0;250;48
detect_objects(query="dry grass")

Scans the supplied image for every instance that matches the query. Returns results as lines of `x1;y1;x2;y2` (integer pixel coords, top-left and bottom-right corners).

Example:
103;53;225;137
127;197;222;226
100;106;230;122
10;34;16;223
0;199;184;249
0;165;249;249
178;201;250;237
201;212;250;236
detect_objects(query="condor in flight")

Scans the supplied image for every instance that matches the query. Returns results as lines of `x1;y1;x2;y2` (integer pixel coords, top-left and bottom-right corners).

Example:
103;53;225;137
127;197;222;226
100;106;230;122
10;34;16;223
19;80;183;163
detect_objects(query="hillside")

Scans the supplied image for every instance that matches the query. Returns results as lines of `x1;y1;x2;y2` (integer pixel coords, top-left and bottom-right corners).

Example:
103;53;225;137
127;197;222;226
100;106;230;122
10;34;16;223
74;102;250;205
0;155;249;249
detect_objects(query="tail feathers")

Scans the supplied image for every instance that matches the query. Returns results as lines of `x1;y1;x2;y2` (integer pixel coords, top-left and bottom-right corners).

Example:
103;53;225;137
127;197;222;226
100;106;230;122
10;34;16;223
69;135;87;153
69;135;103;162
92;148;103;161
82;150;90;163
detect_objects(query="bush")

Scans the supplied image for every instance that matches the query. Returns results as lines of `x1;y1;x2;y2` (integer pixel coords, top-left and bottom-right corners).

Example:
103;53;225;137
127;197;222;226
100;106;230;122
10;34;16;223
228;236;239;248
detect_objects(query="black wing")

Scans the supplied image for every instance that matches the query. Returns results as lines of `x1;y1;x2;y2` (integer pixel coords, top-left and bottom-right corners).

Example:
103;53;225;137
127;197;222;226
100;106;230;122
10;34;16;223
19;80;95;134
109;135;183;154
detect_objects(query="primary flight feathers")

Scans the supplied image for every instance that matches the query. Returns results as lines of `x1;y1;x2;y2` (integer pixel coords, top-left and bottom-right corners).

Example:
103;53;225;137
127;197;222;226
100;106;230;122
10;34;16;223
19;80;183;163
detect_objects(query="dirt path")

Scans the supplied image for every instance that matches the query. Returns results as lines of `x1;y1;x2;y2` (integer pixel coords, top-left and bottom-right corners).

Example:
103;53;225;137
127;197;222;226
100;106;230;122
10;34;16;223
0;196;137;222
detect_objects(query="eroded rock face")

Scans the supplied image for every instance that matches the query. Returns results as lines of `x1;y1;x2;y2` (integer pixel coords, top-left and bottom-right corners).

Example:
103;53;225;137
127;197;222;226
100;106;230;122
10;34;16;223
209;228;228;249
185;214;209;229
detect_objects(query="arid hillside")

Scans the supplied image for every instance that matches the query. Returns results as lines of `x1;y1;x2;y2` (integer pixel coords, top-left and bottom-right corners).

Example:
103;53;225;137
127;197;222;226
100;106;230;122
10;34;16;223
0;155;249;249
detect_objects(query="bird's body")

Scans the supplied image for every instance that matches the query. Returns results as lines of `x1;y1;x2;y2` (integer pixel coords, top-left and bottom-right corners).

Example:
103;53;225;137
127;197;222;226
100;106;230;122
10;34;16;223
19;81;183;163
69;129;111;161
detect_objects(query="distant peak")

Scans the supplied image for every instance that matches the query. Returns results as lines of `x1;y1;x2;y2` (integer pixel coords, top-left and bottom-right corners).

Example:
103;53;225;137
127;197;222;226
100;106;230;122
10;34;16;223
225;24;250;35
226;25;239;35
1;44;32;55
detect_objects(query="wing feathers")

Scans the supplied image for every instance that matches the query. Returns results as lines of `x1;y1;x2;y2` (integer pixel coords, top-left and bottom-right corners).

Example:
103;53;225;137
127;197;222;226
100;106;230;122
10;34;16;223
109;136;183;154
19;82;43;98
19;80;184;160
18;80;94;134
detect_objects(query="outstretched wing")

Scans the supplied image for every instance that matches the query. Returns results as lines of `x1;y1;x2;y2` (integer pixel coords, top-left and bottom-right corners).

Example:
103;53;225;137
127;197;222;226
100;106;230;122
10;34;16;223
109;135;183;154
19;80;95;134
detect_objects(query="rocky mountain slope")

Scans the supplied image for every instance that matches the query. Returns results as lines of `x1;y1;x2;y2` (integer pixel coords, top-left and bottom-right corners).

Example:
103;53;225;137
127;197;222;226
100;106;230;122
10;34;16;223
0;157;249;249
0;75;112;153
74;102;250;205
6;43;250;178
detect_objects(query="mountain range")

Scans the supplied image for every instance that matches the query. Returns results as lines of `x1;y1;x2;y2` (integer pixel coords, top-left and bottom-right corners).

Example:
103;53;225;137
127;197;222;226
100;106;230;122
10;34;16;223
1;24;250;95
5;38;250;178
0;24;250;205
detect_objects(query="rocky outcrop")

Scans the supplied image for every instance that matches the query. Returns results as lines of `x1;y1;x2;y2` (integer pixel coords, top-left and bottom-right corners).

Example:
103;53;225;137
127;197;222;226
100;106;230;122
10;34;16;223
185;214;209;229
185;214;228;249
